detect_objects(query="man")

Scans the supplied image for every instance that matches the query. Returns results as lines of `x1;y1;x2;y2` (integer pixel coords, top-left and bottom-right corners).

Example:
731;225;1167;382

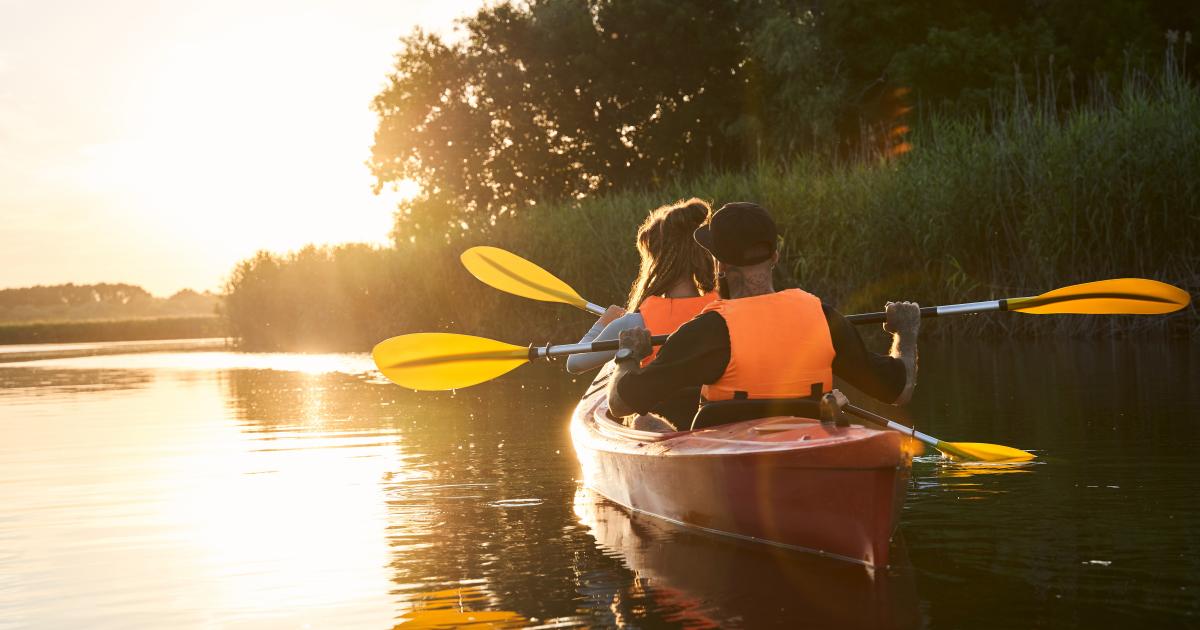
607;202;920;428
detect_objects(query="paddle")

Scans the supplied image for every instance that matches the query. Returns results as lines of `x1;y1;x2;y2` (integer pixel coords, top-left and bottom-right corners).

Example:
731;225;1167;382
372;332;667;391
845;278;1190;324
372;332;1032;462
459;247;1189;323
461;246;606;316
843;403;1034;463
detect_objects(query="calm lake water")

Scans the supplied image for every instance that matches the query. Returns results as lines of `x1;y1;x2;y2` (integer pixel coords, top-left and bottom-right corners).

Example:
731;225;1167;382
1;340;1198;628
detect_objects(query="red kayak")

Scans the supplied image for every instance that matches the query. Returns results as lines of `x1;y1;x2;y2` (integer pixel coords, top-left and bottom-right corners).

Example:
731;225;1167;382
570;368;916;568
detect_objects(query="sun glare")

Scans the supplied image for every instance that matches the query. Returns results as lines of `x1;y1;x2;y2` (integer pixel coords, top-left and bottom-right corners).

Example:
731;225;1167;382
70;10;418;282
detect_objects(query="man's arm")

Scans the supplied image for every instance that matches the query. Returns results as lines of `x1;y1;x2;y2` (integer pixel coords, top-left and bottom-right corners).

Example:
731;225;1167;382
606;312;730;417
825;302;919;405
883;301;920;404
607;328;651;417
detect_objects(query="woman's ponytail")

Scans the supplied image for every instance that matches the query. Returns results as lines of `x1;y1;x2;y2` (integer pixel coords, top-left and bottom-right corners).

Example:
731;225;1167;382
626;198;717;311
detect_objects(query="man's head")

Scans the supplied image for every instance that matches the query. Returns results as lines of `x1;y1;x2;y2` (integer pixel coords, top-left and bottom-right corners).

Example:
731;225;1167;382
693;202;779;298
692;202;777;266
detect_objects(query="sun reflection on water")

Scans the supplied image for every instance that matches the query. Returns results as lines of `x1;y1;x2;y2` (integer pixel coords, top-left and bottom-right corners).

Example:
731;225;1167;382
0;365;403;627
17;351;377;375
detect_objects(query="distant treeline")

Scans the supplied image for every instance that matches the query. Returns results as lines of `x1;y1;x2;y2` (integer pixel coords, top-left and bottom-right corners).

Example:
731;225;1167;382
0;316;226;346
0;283;224;345
227;57;1198;351
0;283;220;323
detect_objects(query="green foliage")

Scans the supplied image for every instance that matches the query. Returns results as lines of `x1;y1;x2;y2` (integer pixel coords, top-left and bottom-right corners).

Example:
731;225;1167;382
372;0;755;236
231;56;1199;350
371;0;1198;236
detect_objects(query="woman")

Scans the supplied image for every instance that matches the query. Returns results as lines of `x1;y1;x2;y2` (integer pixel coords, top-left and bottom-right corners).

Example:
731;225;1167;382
567;198;717;427
567;197;717;373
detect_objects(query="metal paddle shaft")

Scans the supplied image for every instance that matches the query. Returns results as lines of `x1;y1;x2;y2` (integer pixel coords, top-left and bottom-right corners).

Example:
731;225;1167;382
844;404;1034;462
842;404;967;457
528;335;669;359
846;302;999;325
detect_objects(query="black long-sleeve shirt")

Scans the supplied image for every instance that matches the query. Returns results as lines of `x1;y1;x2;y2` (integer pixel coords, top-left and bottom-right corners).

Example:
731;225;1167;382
615;304;906;418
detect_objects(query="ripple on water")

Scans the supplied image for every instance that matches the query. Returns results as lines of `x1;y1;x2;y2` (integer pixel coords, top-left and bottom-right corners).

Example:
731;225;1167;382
488;498;546;508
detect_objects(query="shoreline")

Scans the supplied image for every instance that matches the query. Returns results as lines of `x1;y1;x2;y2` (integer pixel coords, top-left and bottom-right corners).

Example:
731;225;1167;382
0;337;230;364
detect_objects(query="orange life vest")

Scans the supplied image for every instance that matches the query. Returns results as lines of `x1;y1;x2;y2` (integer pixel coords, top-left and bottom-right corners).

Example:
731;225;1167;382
638;293;718;366
699;289;835;402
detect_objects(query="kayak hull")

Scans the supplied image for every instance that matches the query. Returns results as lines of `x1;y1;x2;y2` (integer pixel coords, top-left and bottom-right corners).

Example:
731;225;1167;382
570;373;914;568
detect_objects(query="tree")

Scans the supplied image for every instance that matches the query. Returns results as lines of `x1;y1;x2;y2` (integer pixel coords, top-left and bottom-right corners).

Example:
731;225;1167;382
370;0;1198;237
372;0;817;239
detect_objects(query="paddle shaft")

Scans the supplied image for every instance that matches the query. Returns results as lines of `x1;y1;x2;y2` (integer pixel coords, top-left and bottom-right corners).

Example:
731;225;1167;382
846;300;1007;325
528;334;669;360
843;403;973;460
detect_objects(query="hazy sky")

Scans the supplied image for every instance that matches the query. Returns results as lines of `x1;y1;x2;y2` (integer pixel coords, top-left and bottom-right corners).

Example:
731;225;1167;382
0;0;480;295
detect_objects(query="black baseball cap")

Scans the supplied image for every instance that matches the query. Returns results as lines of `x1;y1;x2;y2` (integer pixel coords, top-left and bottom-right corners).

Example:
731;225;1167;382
693;202;778;266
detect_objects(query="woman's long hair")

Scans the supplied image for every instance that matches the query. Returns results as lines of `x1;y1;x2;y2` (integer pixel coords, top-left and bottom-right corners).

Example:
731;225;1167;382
626;198;716;311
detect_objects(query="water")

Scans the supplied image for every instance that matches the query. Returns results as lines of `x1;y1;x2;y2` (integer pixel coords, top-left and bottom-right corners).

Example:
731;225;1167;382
1;341;1197;628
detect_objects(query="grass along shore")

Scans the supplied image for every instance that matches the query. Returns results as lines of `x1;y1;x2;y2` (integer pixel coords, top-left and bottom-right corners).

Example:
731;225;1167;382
226;59;1199;352
0;316;227;346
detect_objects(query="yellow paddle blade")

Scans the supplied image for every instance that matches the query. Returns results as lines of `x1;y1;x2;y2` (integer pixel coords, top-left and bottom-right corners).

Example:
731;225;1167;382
461;246;591;311
1008;278;1190;315
940;441;1036;463
371;333;530;391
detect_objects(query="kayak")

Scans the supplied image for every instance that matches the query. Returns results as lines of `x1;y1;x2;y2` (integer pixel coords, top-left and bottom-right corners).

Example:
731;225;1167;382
569;366;916;568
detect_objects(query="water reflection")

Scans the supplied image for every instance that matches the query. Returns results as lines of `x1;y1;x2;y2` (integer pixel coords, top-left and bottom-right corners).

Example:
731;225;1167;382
909;458;1042;504
927;458;1040;476
0;366;153;399
573;487;920;629
392;585;528;628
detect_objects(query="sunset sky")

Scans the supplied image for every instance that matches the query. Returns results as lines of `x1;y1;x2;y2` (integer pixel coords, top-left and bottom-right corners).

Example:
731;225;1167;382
0;0;479;296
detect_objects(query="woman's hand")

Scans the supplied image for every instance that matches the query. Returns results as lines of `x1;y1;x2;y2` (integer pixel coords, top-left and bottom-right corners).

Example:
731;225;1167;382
598;304;627;327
